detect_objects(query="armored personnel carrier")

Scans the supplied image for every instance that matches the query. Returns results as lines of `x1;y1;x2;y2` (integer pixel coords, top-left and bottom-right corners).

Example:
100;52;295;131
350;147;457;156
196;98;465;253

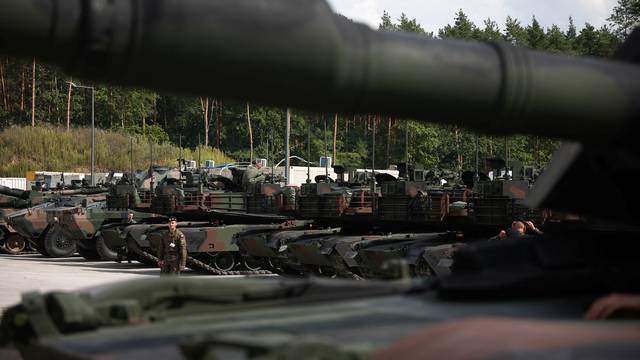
1;0;640;358
5;188;107;257
0;185;34;254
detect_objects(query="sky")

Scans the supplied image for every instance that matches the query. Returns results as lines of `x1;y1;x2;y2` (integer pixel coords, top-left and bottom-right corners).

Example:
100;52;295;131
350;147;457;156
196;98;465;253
325;0;618;33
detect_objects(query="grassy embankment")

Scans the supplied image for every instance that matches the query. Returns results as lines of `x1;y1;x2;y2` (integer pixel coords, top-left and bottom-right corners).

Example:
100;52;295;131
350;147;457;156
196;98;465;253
0;126;234;177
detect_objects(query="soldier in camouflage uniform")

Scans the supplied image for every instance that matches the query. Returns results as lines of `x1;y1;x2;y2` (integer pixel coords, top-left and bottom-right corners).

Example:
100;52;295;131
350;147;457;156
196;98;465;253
242;161;266;190
157;217;187;275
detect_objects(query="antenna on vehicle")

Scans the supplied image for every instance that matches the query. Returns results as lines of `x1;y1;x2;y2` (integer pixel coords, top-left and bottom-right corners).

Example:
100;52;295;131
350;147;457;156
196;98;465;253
130;137;134;183
266;135;270;183
504;136;510;179
474;135;480;184
405;121;409;181
323;114;328;183
149;138;155;192
372;115;376;193
178;134;183;185
271;132;275;182
307;117;311;184
198;133;202;172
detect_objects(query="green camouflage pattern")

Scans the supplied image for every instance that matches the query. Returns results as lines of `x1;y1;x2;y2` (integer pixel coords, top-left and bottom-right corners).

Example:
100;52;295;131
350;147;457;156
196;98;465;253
54;201;156;242
289;234;389;277
6;203;56;241
2;277;638;360
355;233;456;279
235;227;337;274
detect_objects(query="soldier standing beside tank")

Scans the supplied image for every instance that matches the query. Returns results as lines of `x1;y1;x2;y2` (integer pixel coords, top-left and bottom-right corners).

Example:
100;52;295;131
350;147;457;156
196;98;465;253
157;217;187;275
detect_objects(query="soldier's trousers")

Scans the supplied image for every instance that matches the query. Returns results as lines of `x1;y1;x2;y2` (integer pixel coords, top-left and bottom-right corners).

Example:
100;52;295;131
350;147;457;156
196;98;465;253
160;259;181;276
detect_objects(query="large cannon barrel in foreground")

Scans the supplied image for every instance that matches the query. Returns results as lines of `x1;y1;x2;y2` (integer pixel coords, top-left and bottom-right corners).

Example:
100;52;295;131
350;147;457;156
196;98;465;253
1;0;639;142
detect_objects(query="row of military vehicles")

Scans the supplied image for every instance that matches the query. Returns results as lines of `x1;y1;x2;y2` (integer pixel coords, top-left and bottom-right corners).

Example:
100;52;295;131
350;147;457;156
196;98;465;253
1;160;545;279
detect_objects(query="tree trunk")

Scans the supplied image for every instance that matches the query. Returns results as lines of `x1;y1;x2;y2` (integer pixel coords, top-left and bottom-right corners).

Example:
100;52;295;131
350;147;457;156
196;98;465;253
66;78;72;130
31;58;36;127
332;114;338;164
246;102;253;162
48;73;54;121
0;58;7;112
52;74;60;124
199;97;210;147
386;117;392;168
108;87;113;128
454;126;463;171
215;99;222;148
345;115;350;140
142;115;146;135
20;65;25;113
208;100;214;148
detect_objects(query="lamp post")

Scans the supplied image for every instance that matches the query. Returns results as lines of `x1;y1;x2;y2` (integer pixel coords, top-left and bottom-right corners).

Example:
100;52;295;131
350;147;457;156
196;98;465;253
285;108;291;186
69;82;95;186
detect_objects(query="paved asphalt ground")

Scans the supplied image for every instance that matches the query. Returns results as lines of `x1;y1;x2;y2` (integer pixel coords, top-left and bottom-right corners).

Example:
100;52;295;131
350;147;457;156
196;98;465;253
0;253;268;312
0;253;274;359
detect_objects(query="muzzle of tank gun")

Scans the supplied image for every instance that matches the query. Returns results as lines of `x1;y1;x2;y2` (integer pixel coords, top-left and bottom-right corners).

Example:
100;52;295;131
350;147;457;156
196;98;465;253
1;0;639;143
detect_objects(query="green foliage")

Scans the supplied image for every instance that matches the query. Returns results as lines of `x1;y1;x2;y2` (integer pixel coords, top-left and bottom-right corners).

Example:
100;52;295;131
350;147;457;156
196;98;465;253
379;11;433;37
123;124;170;143
438;10;478;39
0;126;233;177
526;17;547;49
0;6;629;177
608;0;640;37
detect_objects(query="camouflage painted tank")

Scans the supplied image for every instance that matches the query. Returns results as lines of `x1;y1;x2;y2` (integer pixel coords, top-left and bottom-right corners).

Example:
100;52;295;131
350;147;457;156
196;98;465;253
6;202;61;256
235;227;338;274
105;220;311;274
354;233;462;279
53;201;159;261
6;193;106;257
0;186;52;254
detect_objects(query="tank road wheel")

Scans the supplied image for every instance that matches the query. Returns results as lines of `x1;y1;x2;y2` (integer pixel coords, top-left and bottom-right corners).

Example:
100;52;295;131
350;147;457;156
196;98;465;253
210;252;236;271
94;234;118;261
43;226;76;258
242;256;262;271
4;234;26;255
77;239;101;260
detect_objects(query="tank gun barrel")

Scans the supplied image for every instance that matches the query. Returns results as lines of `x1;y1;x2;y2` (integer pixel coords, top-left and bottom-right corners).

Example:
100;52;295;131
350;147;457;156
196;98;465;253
1;0;639;142
57;187;107;196
0;185;29;200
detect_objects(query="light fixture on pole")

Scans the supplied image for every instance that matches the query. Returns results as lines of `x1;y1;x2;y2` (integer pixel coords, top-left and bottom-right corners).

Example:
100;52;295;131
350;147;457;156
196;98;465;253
69;82;96;186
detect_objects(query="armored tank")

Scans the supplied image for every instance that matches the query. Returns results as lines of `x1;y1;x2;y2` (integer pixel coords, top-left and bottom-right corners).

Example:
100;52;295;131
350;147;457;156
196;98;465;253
105;220;311;274
53;202;159;260
5;189;107;257
235;227;340;274
1;0;640;359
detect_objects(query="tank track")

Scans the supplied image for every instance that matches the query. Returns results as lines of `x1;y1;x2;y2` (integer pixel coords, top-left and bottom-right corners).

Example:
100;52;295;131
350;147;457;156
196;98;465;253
124;236;270;276
185;256;272;276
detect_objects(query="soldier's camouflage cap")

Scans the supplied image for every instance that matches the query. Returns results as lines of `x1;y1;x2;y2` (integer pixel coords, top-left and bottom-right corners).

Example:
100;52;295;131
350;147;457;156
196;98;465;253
168;216;178;222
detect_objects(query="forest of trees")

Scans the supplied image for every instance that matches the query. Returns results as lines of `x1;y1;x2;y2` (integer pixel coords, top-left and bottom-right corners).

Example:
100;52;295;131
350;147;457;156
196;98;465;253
0;1;637;176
